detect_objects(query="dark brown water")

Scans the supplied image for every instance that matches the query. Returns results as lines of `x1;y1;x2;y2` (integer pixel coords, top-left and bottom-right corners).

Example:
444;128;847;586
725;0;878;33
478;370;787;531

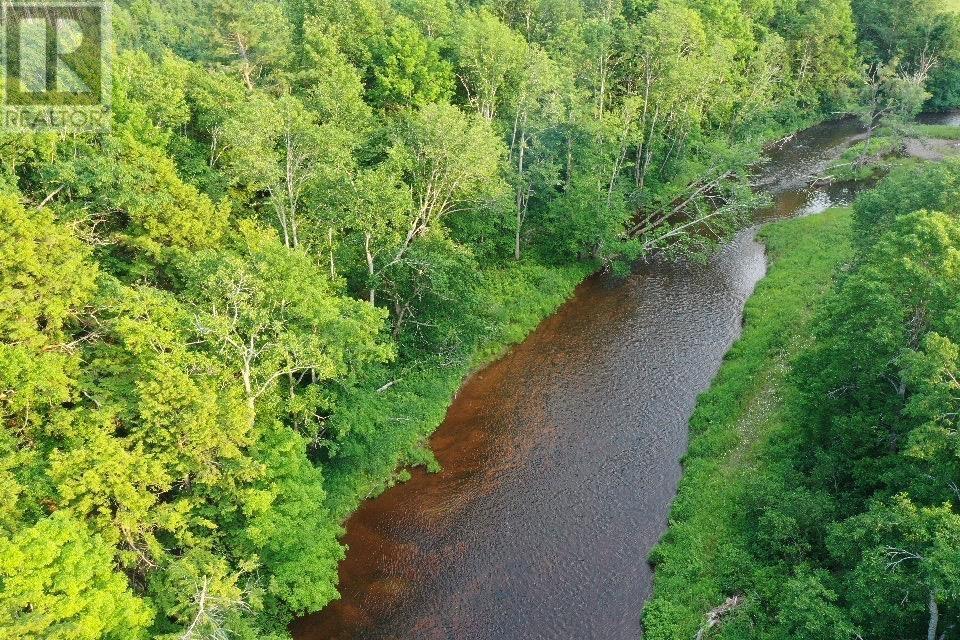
292;117;949;640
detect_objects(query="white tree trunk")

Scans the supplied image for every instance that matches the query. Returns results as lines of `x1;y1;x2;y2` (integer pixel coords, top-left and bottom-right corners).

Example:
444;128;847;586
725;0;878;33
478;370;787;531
929;589;940;640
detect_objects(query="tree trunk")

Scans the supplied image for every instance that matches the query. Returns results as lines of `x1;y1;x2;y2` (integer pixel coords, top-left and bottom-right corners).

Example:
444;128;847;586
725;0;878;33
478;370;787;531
635;63;652;188
639;106;660;194
276;201;290;248
929;589;940;640
242;366;256;428
515;134;526;261
392;301;407;338
235;33;255;91
365;232;376;305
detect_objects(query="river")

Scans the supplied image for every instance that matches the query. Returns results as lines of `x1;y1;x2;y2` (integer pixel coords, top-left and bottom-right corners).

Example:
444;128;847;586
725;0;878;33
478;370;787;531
291;116;949;640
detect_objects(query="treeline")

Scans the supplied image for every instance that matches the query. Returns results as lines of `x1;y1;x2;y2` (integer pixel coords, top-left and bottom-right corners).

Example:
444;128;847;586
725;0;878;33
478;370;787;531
647;162;960;639
783;163;960;638
0;0;932;638
852;0;960;111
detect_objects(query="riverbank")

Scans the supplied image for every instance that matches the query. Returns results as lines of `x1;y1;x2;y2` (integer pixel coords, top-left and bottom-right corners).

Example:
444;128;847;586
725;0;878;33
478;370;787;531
295;117;871;639
318;126;842;523
319;120;848;524
828;123;960;181
322;260;594;519
642;208;854;638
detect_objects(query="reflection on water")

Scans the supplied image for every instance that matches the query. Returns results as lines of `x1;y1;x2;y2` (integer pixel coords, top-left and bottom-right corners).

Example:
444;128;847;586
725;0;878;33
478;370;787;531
919;111;960;126
291;113;960;640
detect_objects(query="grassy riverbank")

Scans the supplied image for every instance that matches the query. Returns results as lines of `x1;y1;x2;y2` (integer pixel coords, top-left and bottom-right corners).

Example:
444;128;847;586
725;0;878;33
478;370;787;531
323;261;593;519
642;208;854;638
829;123;960;180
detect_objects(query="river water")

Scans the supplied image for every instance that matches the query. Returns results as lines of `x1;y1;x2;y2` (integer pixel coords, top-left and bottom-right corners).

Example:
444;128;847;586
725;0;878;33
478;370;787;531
291;117;940;640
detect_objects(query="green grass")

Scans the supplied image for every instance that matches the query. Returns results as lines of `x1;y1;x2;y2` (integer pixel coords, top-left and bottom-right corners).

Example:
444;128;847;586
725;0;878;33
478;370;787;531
829;125;960;181
903;123;960;140
642;208;854;639
828;136;906;181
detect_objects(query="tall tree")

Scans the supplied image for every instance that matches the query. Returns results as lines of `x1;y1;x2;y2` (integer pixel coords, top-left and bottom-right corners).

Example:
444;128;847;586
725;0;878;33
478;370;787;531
370;15;453;110
187;223;390;428
452;8;529;120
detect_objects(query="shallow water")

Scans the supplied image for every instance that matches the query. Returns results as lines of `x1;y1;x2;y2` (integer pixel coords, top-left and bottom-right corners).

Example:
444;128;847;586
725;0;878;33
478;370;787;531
291;115;956;640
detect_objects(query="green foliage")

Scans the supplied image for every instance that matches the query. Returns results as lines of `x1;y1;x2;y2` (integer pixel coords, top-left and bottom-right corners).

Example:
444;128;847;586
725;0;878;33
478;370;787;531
905;123;960;140
452;8;528;120
211;0;294;90
243;424;343;614
370;15;453;109
294;19;372;132
0;195;97;347
851;158;960;251
643;208;855;639
851;0;960;109
0;512;153;640
772;0;860;110
828;135;910;181
0;0;900;637
184;222;392;434
647;163;960;639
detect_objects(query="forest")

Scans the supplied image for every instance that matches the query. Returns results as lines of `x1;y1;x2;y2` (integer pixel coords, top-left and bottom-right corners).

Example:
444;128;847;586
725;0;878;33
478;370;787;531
0;0;958;638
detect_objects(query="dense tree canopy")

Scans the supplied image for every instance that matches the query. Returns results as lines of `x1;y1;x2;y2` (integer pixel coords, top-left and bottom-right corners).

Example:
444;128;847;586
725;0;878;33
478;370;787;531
3;0;959;638
852;0;960;109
